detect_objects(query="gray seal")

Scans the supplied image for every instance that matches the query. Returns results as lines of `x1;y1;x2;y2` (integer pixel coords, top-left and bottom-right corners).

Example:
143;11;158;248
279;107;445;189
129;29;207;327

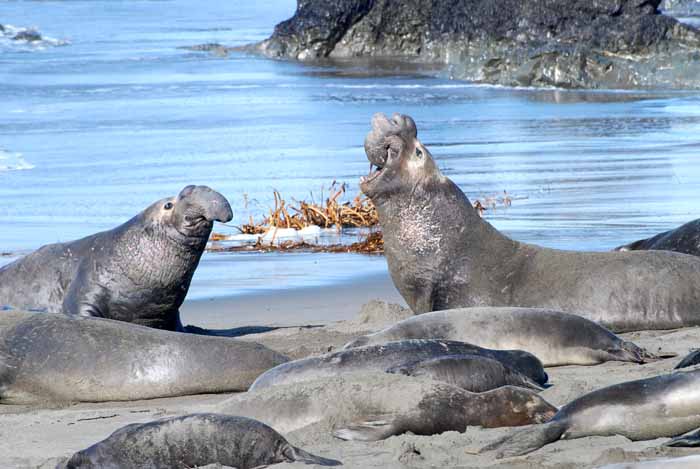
344;307;651;366
64;413;340;468
0;312;288;404
615;218;700;256
218;372;557;441
249;339;548;391
360;113;700;332
481;368;700;458
0;185;232;330
385;354;544;392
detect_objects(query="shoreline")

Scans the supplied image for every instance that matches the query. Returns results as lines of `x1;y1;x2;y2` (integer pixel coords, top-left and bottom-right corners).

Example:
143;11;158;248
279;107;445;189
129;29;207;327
180;270;406;328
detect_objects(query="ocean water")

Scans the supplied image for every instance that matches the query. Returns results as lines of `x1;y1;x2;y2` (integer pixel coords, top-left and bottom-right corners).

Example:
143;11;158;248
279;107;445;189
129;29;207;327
2;1;700;300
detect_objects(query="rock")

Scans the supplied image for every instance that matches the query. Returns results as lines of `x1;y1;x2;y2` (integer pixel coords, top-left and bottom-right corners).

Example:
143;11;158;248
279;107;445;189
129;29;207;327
251;0;700;89
179;43;232;57
13;29;42;42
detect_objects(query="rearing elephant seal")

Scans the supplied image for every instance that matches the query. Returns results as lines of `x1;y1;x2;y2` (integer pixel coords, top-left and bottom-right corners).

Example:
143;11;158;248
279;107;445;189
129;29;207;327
481;368;700;458
361;113;700;332
64;414;340;469
0;185;232;330
615;218;700;256
0;312;288;404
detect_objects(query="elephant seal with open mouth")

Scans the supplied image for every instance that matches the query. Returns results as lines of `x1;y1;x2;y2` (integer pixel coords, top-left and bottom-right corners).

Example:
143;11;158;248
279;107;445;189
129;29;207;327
63;414;340;468
0;185;232;331
0;312;288;404
344;307;652;366
360;113;700;332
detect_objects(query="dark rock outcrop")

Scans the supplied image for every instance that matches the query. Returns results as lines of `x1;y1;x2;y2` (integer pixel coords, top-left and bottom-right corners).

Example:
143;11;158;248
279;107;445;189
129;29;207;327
251;0;700;89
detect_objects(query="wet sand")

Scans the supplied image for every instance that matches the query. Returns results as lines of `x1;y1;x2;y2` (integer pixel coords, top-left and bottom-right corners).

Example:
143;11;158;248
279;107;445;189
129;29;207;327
2;281;700;468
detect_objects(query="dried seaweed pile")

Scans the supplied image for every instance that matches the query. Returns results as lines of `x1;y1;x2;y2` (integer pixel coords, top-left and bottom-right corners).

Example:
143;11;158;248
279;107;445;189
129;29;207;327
209;184;517;254
238;182;378;234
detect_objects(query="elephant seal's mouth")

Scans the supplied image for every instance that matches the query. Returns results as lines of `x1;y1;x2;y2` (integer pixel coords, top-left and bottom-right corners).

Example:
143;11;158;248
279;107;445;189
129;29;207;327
360;162;384;184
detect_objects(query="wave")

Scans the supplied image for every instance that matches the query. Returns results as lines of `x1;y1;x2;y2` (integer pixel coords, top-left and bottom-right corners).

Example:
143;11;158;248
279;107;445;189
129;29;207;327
0;150;35;172
0;23;69;50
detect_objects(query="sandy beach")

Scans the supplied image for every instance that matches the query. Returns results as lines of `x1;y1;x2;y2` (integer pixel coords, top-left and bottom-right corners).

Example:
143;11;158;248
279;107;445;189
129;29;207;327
3;274;700;469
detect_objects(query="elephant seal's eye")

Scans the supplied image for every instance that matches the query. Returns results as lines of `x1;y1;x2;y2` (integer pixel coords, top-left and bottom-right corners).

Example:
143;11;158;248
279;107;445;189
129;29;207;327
416;148;423;158
164;202;173;210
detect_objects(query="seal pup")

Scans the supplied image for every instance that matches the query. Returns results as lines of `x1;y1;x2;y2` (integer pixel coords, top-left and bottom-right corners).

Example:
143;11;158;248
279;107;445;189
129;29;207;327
249;339;548;391
217;372;557;441
344;307;651;366
63;414;340;468
615;218;700;256
360;113;700;332
0;185;232;331
0;313;288;404
481;369;700;458
386;354;544;392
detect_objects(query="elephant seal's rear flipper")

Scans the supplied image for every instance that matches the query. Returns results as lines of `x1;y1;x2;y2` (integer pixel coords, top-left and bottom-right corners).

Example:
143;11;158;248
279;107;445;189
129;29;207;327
664;428;700;447
480;421;567;458
285;446;342;466
333;419;398;441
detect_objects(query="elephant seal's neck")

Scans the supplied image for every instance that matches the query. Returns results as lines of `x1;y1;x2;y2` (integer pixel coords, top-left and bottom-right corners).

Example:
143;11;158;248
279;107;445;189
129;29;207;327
374;178;521;312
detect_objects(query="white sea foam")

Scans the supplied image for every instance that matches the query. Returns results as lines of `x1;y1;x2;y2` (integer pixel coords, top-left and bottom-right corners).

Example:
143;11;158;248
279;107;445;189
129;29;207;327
0;150;35;172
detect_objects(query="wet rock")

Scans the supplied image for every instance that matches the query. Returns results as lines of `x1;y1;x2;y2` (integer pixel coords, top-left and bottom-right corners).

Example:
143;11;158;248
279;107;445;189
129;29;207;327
180;43;232;57
13;29;42;42
251;0;700;89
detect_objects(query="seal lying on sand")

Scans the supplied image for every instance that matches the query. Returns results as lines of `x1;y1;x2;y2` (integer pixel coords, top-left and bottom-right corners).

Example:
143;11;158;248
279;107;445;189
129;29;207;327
361;113;700;332
0;313;288;404
386;355;544;392
249;339;548;391
666;427;700;447
344;307;651;366
64;414;340;469
615;218;700;256
599;456;700;469
217;373;557;441
481;369;700;458
0;185;232;331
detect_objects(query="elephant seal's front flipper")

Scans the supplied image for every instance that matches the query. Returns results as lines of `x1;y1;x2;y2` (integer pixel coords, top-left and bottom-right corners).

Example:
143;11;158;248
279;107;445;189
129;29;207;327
333;419;400;442
675;349;700;369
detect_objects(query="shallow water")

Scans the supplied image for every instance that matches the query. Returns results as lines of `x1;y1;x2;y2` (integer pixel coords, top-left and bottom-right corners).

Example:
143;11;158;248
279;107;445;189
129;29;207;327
2;1;700;300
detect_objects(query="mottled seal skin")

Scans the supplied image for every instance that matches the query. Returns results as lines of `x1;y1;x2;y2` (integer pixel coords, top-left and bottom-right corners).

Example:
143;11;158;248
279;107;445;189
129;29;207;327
675;349;700;369
218;373;557;441
481;369;700;458
344;307;651;366
249;339;548;391
386;354;544;392
360;113;700;332
0;313;288;404
615;219;700;256
63;414;340;469
0;185;232;330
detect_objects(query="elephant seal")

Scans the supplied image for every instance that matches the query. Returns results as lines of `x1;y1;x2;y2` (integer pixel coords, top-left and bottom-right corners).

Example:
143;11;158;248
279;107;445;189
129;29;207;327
385;354;544;392
481;368;700;458
0;185;232;331
64;414;340;469
217;372;557;441
249;339;548;391
666;427;700;447
344;307;651;366
675;349;700;369
360;113;700;332
615;218;700;256
0;313;288;404
598;456;700;468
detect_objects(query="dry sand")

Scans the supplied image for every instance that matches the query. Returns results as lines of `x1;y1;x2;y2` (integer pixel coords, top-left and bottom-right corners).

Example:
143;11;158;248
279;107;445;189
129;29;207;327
2;275;700;468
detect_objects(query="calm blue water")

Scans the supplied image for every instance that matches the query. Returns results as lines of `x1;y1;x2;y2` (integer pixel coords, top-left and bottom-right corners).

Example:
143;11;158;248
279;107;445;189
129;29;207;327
2;1;700;299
